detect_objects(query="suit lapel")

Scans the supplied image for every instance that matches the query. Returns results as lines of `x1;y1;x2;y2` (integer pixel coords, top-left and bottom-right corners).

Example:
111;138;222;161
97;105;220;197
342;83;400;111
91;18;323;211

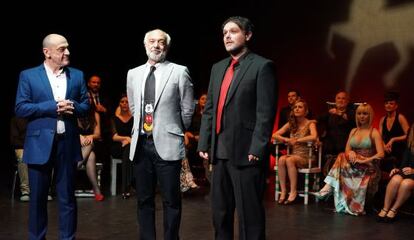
65;67;72;99
225;55;253;105
213;59;230;110
37;65;54;100
154;62;172;109
135;66;145;115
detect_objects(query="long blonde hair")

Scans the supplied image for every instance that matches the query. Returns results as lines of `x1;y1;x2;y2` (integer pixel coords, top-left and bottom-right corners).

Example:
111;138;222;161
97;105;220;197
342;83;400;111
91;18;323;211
355;103;374;128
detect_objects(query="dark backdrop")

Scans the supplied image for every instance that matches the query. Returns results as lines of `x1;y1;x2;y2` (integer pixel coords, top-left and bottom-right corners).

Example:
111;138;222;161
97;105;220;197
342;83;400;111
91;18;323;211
3;0;414;192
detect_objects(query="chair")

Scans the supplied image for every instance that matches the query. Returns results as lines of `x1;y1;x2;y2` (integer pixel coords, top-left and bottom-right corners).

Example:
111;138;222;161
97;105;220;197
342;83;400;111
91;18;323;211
110;157;122;196
274;140;322;205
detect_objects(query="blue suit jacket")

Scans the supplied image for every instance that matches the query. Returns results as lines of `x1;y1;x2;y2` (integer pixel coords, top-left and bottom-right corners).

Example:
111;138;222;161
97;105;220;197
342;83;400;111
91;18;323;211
15;64;90;165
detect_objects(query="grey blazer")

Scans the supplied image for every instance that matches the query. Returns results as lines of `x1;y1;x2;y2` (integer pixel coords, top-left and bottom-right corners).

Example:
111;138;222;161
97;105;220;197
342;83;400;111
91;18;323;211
127;61;194;161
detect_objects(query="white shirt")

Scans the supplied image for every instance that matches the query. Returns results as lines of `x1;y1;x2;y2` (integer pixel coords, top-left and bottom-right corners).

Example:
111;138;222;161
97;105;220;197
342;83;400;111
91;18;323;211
140;62;165;134
44;63;67;134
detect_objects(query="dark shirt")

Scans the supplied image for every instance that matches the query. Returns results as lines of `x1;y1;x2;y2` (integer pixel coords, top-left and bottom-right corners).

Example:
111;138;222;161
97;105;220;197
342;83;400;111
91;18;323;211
278;105;291;130
318;106;356;155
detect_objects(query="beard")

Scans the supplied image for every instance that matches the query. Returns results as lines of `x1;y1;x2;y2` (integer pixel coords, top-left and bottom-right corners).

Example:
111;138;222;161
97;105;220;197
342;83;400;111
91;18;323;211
225;44;245;56
147;49;167;63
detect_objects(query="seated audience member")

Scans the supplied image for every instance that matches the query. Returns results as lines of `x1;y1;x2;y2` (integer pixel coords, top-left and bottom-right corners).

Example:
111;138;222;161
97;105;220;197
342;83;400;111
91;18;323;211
87;75;112;188
10;116;53;202
10;116;30;201
278;90;301;130
378;91;409;173
111;94;134;199
377;123;414;222
278;89;313;129
78;105;104;201
314;103;384;215
180;157;199;192
185;93;210;183
272;99;318;204
318;90;356;174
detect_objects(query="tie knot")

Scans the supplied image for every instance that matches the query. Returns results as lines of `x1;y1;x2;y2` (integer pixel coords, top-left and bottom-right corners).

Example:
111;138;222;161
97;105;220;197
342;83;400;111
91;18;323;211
150;65;156;73
230;59;238;68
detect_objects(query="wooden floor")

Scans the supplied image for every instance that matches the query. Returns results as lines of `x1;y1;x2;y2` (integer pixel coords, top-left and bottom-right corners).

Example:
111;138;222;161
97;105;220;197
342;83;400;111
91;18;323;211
1;177;413;240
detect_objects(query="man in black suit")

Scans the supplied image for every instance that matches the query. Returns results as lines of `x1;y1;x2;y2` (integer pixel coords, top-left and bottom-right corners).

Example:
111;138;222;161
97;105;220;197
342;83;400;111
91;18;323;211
198;16;277;240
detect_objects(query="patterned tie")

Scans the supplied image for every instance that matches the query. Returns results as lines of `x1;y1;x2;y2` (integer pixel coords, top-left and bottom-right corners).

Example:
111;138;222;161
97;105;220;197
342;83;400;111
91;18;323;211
143;66;156;135
216;59;238;134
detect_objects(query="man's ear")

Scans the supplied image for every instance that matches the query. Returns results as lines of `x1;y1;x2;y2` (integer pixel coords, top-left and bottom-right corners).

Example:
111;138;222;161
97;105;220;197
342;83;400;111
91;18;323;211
43;48;51;58
245;32;252;42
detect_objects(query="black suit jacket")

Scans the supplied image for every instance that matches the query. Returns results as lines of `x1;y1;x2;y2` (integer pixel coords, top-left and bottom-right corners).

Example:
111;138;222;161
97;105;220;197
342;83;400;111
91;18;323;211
198;52;278;167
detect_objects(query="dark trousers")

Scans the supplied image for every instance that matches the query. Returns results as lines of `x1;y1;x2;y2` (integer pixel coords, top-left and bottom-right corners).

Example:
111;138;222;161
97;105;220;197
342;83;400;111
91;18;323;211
212;159;266;240
134;137;182;240
28;135;78;240
121;144;133;193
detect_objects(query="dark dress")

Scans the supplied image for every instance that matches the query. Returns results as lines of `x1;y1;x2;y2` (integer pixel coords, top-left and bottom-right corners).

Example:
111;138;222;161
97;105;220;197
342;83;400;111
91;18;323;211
397;147;414;180
382;113;406;171
111;116;133;193
78;116;95;136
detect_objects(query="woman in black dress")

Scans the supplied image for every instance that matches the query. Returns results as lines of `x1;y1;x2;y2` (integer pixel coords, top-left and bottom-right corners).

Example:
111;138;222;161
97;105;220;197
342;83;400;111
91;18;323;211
377;123;414;222
111;94;133;198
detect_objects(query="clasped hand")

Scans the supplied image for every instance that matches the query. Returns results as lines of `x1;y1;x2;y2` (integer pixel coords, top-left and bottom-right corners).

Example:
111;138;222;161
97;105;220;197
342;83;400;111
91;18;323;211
348;151;366;164
285;138;298;146
401;167;414;176
384;141;393;154
57;99;74;115
80;135;93;146
390;167;414;176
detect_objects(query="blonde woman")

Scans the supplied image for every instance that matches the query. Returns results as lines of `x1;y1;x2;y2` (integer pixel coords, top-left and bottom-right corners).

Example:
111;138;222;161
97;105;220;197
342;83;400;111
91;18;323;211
314;103;384;215
377;123;414;222
273;99;318;204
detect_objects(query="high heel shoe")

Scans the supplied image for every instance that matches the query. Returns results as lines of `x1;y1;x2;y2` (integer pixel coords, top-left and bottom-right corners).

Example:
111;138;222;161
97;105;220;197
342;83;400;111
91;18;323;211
384;209;398;223
376;208;388;222
311;189;332;201
94;192;104;201
284;192;297;205
277;193;287;204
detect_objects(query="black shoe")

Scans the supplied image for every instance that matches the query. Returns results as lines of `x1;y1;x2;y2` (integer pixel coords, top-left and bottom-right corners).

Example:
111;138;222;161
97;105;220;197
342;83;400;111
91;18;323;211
376;208;388;222
384;209;398;223
284;192;297;205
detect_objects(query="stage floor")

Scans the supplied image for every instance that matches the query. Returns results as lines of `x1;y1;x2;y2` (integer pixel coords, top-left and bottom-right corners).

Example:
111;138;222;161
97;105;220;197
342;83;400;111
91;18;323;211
0;182;412;239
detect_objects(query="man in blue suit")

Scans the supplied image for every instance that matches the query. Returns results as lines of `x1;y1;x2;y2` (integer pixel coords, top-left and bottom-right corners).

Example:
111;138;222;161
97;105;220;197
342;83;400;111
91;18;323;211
15;33;89;240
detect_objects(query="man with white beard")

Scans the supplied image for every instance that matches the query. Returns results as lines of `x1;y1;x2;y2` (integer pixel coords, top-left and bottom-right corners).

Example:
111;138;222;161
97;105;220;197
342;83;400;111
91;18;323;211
126;29;194;240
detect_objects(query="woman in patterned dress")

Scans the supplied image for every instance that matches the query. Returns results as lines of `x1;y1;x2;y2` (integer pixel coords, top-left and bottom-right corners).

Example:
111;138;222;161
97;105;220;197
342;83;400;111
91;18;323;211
314;103;384;215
